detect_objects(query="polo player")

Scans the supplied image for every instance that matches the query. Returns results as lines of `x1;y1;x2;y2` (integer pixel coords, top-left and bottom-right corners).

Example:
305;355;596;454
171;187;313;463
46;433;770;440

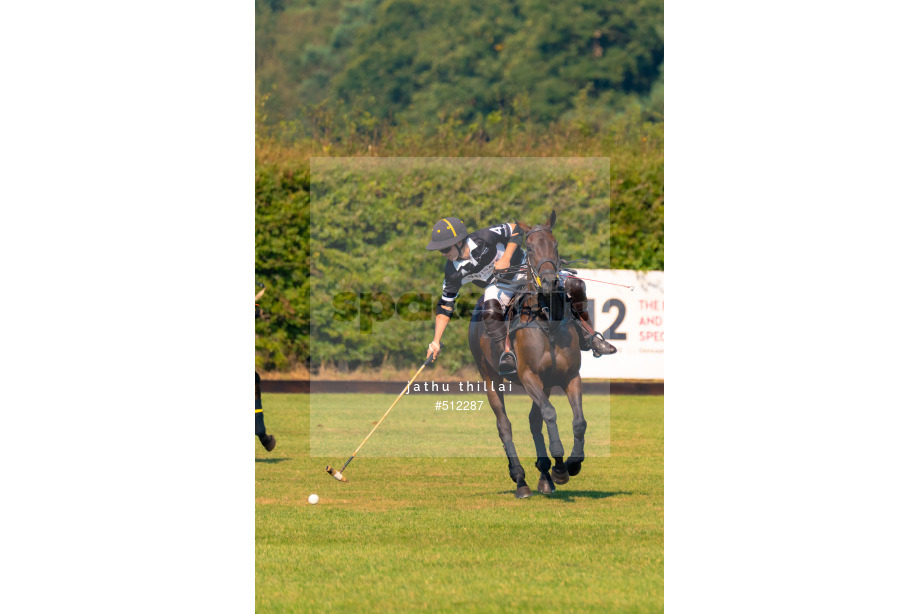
424;217;615;375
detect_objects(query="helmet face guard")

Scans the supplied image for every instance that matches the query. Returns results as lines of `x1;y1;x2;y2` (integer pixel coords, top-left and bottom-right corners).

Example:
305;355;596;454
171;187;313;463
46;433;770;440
426;217;469;250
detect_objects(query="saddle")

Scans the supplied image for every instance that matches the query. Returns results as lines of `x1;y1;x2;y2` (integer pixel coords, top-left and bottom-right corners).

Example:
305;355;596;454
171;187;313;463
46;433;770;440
506;286;576;346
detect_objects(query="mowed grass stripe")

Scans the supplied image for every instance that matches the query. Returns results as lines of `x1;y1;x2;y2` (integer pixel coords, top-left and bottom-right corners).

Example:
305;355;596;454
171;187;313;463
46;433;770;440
256;394;663;613
307;393;613;458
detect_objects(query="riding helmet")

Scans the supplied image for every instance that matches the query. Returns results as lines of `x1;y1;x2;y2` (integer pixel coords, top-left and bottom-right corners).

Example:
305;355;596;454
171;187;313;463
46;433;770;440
426;217;470;250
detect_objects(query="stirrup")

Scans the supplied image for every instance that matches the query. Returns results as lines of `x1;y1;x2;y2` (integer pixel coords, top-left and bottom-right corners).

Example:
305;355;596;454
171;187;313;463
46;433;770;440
590;333;617;358
498;351;517;376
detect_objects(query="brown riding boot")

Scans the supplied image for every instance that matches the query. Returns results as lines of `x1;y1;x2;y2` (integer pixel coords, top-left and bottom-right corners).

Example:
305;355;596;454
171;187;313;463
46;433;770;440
483;299;517;376
565;277;617;357
574;309;617;357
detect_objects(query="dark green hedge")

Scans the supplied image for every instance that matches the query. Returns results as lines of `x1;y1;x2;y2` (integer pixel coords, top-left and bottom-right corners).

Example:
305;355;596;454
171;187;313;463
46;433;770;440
256;148;662;373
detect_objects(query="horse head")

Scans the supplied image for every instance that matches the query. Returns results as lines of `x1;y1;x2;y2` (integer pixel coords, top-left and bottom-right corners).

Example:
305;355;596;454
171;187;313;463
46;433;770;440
516;210;558;296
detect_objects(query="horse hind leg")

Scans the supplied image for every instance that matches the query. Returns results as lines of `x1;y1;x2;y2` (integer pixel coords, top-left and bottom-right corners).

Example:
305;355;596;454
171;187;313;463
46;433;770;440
504;440;531;499
486;386;531;499
471;314;530;498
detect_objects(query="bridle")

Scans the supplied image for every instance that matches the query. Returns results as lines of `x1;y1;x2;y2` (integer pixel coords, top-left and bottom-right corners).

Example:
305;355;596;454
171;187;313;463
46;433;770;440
524;226;559;290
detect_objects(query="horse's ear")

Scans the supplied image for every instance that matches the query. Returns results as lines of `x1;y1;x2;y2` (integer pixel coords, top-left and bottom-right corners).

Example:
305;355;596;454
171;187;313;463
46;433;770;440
514;218;530;232
547;210;556;229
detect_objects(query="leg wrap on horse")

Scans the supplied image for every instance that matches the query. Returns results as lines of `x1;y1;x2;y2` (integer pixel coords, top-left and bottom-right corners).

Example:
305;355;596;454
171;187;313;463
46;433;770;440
570;438;586;461
528;404;549;458
534;456;552;473
503;441;525;482
537;401;565;458
573;416;587;441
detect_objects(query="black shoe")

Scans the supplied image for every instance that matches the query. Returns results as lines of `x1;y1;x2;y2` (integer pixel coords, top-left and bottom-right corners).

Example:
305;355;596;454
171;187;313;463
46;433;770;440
590;333;617;357
499;351;517;376
260;434;276;451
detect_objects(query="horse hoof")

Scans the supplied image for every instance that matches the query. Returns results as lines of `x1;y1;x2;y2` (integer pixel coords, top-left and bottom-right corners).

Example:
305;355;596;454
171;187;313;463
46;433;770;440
515;485;532;499
550;467;570;485
537;476;555;494
566;460;583;476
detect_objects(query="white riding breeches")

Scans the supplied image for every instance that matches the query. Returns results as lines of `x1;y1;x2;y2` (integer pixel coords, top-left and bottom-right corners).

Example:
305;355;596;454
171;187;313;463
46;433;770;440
482;271;527;308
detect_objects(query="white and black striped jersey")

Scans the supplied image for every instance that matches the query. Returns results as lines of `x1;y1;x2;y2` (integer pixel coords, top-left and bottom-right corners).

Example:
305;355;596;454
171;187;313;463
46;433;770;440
437;224;525;311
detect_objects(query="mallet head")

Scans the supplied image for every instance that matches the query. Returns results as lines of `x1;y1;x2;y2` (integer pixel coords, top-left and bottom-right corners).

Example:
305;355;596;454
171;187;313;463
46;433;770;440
325;465;348;482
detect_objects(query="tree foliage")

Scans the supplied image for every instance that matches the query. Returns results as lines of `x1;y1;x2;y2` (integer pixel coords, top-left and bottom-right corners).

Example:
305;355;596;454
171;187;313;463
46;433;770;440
254;0;664;374
257;0;663;129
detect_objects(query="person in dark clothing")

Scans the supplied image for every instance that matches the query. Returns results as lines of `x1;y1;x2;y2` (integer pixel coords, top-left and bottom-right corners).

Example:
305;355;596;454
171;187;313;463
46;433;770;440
424;216;615;374
255;293;275;451
255;372;275;451
425;217;525;374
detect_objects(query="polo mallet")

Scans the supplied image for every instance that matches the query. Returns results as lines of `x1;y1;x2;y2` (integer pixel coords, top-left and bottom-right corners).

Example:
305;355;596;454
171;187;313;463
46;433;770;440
325;344;441;482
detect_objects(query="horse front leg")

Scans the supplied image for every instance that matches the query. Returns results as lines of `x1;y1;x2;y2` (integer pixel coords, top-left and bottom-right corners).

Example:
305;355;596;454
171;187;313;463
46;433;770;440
520;372;569;485
564;375;587;476
529;394;555;494
485;385;531;499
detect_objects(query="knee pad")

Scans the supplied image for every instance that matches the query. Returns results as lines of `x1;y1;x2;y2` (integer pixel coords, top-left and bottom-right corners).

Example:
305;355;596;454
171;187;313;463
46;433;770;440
565;276;587;304
482;298;504;320
481;299;506;342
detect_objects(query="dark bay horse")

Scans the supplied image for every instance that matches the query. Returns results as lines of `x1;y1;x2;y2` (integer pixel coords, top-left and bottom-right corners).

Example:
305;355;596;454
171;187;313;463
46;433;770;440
468;211;587;498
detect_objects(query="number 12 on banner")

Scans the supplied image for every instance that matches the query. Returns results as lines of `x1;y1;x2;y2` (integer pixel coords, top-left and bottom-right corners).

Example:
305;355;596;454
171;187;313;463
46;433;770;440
586;298;627;341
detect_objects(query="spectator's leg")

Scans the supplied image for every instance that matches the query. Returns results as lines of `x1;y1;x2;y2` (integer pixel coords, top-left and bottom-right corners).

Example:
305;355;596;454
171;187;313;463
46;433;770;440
256;372;275;451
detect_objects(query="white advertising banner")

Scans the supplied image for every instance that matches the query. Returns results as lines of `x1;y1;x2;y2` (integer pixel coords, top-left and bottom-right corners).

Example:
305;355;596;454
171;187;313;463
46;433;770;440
576;269;664;380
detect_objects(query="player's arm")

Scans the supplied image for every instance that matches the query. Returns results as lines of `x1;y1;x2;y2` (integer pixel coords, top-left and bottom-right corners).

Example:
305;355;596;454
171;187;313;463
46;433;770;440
428;312;450;360
494;222;523;271
428;281;458;360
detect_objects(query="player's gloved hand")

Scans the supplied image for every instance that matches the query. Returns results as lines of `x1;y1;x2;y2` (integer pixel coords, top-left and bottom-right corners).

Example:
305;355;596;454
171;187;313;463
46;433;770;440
426;341;442;361
494;267;511;282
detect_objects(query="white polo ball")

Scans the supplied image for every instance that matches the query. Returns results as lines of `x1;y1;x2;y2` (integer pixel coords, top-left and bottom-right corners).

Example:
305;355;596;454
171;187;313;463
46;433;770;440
308;494;319;505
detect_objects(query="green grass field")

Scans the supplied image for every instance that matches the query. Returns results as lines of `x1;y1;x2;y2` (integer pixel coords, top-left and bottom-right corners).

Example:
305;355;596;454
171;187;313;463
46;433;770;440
256;393;663;613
